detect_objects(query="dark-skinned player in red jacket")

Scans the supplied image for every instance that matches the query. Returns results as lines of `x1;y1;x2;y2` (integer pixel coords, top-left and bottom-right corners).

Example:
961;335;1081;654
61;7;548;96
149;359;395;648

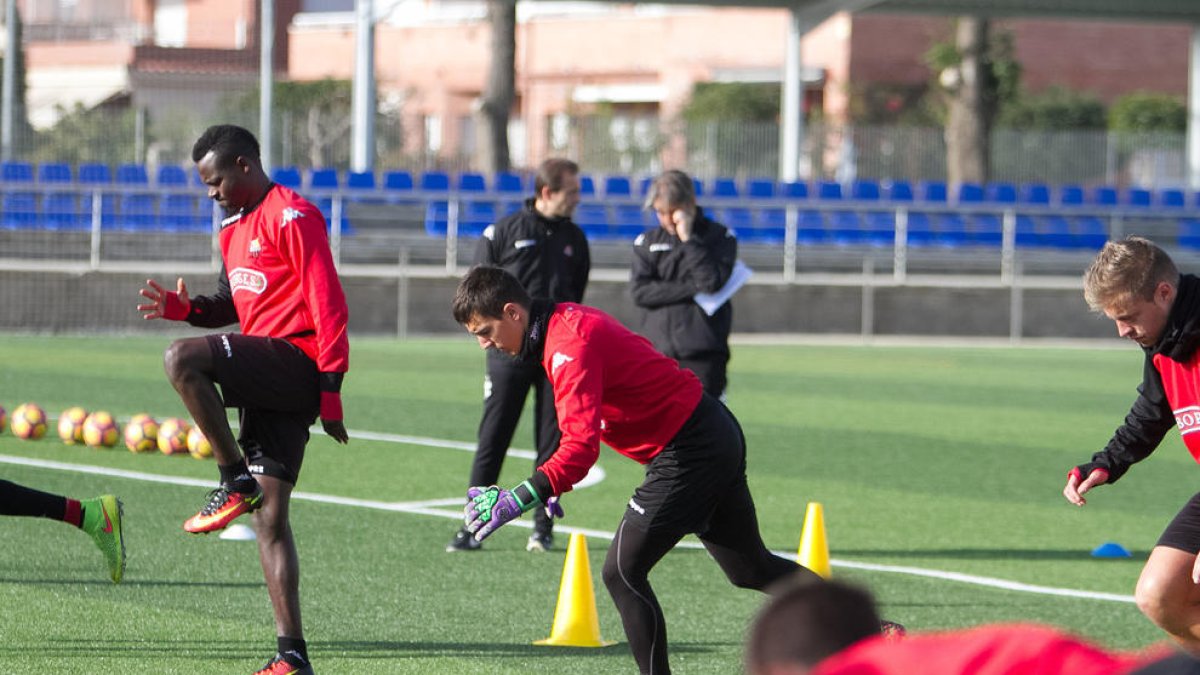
138;124;348;675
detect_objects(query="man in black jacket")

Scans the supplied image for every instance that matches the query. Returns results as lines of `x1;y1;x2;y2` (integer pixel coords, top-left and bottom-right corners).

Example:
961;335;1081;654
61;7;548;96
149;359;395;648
447;158;590;552
631;170;737;398
1065;236;1200;654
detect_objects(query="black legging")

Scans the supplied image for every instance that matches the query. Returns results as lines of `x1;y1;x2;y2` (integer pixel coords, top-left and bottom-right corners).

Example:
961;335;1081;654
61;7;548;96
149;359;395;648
599;396;815;674
0;479;67;519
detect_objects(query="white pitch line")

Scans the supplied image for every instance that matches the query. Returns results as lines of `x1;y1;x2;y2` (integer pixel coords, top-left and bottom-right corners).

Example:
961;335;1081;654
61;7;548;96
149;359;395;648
0;451;1135;604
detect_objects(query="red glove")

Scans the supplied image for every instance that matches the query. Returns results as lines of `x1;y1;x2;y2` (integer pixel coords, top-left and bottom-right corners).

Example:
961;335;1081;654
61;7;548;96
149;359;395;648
162;290;190;321
320;391;343;422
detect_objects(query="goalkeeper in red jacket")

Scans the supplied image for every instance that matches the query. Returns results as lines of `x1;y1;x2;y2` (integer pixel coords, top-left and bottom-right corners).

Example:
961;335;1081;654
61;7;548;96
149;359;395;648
452;265;815;675
137;124;348;675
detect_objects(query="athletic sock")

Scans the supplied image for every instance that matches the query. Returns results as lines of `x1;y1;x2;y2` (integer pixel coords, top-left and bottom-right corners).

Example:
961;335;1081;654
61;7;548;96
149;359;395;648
217;460;255;492
277;636;308;665
64;498;82;528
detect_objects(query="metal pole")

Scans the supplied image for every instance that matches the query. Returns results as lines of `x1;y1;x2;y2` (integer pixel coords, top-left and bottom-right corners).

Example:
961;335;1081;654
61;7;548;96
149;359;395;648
861;257;874;342
779;9;805;181
352;0;376;172
259;0;274;174
1;0;16;161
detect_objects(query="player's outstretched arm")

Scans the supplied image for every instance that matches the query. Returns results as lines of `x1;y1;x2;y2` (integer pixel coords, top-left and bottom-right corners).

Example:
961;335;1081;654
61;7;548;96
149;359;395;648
1063;465;1110;506
138;277;190;321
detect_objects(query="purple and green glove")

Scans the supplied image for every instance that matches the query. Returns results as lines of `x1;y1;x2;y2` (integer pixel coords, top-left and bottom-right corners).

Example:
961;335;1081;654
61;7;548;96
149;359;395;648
464;481;563;542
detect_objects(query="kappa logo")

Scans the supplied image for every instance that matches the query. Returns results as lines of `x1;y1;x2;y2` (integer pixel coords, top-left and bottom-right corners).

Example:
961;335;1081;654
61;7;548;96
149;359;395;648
551;352;574;375
280;207;304;226
228;267;268;295
564;245;574;257
1175;405;1200;437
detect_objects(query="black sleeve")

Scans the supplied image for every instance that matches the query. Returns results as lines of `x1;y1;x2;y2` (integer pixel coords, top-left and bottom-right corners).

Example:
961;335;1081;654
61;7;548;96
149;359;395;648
679;226;737;294
629;239;695;309
185;264;239;328
574;228;591;302
474;227;497;266
1086;358;1174;483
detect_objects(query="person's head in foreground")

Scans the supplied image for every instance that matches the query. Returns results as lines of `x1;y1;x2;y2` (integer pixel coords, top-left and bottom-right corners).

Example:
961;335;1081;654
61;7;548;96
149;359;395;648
745;578;882;675
452;265;533;356
1084;236;1180;348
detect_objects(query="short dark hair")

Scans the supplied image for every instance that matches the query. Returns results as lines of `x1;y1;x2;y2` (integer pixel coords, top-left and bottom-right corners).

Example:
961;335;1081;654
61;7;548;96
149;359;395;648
534;158;579;196
192;124;261;168
745;578;882;674
452;265;531;325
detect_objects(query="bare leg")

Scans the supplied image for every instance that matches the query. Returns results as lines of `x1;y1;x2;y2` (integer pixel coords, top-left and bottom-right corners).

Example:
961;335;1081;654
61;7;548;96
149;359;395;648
163;337;241;465
1136;545;1200;654
253;475;303;639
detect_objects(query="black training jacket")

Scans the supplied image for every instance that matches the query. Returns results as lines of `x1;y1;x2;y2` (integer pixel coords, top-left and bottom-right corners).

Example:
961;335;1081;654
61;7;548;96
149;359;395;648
475;199;590;304
629;206;737;360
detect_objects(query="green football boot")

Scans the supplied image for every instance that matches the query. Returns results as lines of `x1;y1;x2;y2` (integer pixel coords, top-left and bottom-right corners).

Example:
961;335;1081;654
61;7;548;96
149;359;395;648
81;495;126;584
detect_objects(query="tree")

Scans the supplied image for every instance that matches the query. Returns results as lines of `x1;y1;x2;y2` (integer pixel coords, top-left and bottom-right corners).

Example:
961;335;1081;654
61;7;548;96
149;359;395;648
478;0;516;174
1;5;34;157
926;18;1020;187
1108;93;1187;133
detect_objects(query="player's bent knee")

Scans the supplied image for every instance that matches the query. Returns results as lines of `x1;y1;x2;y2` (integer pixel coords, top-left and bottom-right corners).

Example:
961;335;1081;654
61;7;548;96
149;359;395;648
162;339;207;383
1136;575;1180;625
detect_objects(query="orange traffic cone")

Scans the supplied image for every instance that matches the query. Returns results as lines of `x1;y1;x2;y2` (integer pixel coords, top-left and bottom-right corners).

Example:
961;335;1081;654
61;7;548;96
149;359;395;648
533;532;616;647
797;502;831;578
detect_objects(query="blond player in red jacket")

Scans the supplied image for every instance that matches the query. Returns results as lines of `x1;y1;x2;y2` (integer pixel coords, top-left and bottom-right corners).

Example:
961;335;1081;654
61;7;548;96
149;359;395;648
138;125;348;675
452;265;816;675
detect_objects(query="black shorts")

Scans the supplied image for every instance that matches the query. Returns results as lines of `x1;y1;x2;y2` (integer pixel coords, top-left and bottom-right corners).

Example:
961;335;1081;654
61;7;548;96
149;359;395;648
624;393;747;535
1158;491;1200;554
206;333;319;485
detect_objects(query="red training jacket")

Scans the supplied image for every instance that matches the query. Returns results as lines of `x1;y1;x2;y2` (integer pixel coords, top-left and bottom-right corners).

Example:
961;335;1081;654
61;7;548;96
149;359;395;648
535;303;703;495
218;184;349;374
812;624;1158;675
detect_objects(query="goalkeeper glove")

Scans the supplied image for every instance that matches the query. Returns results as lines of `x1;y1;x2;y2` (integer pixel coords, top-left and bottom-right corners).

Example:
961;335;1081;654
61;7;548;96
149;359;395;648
464;480;542;542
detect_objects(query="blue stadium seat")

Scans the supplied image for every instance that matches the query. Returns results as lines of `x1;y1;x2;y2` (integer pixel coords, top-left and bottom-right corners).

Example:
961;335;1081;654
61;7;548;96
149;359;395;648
271;166;302;189
117;193;156;230
862;210;896;247
1126;187;1152;208
746;178;775;199
1072;216;1108;249
346;171;376;190
575;202;610;239
1;191;36;228
1180;218;1200;250
850;180;881;200
711;177;739;199
421;171;451;236
613;204;649;239
905;211;935;247
115;163;148;185
919;180;947;202
1091;185;1118;206
1020;183;1051;205
956;182;985;203
885;180;914;201
495;172;524;194
309;168;339;190
1161;188;1187;209
160;194;201;231
816;181;843;200
78;163;111;184
156;165;188;186
1059;184;1084;207
1;161;33;183
40;192;79;229
604;176;632;198
458;172;487;193
579;174;596;197
716;206;754;234
37;162;71;184
987;183;1017;204
382;170;416;205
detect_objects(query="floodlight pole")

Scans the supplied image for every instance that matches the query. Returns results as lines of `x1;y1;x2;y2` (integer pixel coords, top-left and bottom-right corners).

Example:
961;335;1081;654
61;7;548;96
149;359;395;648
780;9;807;182
1;0;16;162
260;0;274;175
352;0;376;173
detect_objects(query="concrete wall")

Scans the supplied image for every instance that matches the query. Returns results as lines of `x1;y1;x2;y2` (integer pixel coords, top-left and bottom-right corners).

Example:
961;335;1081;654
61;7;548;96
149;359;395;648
0;269;1111;341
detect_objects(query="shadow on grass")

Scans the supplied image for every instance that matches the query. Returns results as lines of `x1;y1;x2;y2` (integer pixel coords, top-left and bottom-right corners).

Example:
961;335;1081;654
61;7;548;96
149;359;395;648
834;548;1147;561
316;640;731;659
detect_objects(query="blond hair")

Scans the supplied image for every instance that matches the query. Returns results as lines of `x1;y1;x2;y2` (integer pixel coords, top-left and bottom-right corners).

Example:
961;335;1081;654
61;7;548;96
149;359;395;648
1083;236;1178;312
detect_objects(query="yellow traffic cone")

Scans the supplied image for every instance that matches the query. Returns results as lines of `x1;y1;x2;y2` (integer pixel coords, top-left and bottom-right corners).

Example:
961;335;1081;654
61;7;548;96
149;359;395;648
533;532;616;647
797;502;832;578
